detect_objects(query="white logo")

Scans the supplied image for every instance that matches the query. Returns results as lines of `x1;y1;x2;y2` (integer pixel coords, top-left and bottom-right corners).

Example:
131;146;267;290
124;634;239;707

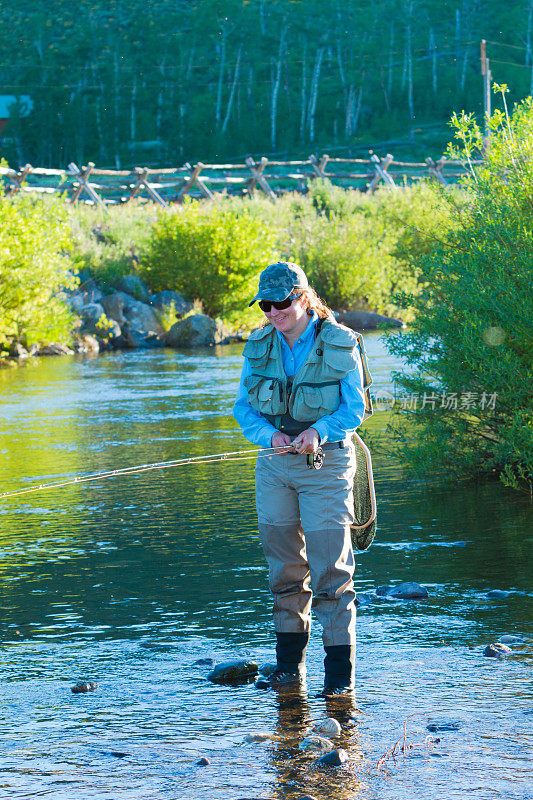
373;389;395;411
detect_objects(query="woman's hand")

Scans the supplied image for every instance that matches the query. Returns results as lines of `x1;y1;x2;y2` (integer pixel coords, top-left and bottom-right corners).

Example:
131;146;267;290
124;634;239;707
271;431;293;455
291;428;320;454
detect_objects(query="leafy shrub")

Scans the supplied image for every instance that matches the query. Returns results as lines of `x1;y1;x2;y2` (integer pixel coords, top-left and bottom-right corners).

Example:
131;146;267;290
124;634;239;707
386;95;533;495
70;202;156;289
142;201;277;324
0;191;77;351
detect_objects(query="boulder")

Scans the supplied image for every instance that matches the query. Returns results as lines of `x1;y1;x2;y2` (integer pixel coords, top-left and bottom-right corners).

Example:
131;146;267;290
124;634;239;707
116;292;165;336
355;592;378;606
165;314;228;348
9;342;29;359
196;757;210;766
150;290;192;317
77;275;104;304
120;323;164;349
79;302;106;332
335;310;404;331
101;293;127;326
207;659;258;684
65;293;86;314
74;335;100;354
116;274;151;303
484;642;512;658
486;589;511;599
315;748;349;767
38;343;74;356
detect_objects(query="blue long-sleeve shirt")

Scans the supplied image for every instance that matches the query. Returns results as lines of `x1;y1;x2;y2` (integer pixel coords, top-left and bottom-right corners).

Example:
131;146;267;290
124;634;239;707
233;313;366;448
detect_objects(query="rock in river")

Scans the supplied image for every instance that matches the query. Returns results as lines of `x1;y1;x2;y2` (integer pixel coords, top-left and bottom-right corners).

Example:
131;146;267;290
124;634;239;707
207;659;258;684
377;582;428;600
71;681;98;694
498;635;526;646
486;589;512;599
313;717;341;737
315;748;349;767
483;642;512;658
299;735;334;753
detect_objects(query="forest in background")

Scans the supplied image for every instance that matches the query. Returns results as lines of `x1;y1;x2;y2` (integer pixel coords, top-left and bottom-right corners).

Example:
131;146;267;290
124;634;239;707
2;0;533;168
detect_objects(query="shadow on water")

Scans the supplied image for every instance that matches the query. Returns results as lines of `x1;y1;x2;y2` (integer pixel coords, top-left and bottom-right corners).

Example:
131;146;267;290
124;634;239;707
0;335;531;799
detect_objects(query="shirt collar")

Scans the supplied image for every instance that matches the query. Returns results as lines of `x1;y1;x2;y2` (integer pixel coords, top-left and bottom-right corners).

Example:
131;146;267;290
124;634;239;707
275;310;319;347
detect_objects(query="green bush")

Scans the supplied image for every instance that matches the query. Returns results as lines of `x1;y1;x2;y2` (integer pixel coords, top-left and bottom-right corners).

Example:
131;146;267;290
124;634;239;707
70;201;156;289
0;191;77;352
141;200;277;324
386;95;533;496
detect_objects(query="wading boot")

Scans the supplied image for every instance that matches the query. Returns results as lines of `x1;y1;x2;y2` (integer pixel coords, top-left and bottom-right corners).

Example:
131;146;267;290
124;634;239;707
319;645;356;697
255;632;309;690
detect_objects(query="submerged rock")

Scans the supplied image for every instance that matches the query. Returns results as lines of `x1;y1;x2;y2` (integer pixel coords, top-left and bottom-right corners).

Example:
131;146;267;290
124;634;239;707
194;657;215;666
196;756;210;766
313;718;341;737
71;681;98;694
498;635;526;646
244;732;271;743
299;734;334;753
376;582;428;600
483;642;512;658
427;719;461;732
207;659;258;684
355;592;378;606
315;748;349;767
486;589;512;599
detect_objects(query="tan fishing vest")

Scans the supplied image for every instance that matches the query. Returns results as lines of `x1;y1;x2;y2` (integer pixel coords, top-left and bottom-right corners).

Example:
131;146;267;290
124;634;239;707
242;317;373;430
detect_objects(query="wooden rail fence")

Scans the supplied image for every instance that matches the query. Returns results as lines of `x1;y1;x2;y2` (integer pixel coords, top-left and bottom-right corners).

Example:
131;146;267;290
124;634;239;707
0;153;477;209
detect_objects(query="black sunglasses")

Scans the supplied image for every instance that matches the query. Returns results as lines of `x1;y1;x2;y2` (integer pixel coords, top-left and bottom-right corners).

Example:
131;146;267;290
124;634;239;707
258;293;301;313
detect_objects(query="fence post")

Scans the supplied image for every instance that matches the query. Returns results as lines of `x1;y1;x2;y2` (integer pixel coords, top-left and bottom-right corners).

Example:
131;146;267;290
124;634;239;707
7;163;32;195
127;168;168;206
245;156;276;199
368;154;395;192
309;154;330;178
425;156;448;186
177;162;214;202
68;162;107;210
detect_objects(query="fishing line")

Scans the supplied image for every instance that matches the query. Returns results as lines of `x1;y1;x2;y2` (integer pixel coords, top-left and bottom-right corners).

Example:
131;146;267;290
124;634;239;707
0;445;293;501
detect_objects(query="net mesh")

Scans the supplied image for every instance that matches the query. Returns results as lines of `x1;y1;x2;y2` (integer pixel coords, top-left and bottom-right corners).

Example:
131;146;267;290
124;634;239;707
350;434;377;551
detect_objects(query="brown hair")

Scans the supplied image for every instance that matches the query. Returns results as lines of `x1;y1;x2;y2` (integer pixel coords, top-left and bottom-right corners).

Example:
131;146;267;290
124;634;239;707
297;287;334;320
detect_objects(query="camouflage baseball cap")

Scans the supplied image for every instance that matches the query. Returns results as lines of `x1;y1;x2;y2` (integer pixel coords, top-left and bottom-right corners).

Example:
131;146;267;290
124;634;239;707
249;262;308;306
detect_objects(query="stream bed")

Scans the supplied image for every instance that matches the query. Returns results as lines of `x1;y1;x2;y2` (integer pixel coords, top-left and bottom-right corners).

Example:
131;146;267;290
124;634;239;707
0;334;531;800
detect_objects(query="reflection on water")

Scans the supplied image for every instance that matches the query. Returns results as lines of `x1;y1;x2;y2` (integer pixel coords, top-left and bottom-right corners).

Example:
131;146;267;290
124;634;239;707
0;337;531;799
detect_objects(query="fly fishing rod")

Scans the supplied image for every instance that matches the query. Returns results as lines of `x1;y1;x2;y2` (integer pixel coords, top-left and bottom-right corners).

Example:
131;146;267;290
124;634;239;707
0;445;295;501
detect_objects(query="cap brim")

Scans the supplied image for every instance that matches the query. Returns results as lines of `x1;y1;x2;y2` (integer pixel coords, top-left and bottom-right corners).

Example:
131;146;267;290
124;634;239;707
248;289;293;307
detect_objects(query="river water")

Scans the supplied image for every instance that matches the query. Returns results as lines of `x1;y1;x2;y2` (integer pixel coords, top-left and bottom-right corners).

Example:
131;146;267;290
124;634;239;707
0;334;531;800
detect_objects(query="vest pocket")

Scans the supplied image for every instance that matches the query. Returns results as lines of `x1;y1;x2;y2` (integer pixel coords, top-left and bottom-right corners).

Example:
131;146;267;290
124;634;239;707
244;374;286;415
323;344;358;375
291;381;341;421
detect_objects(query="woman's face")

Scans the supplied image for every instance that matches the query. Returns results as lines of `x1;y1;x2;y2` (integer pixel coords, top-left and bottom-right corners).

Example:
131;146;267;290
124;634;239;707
263;294;308;337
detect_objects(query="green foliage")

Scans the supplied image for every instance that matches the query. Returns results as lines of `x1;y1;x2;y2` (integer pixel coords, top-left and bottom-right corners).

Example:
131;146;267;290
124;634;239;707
142;201;277;325
386;98;533;495
0;191;77;351
70;203;157;289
